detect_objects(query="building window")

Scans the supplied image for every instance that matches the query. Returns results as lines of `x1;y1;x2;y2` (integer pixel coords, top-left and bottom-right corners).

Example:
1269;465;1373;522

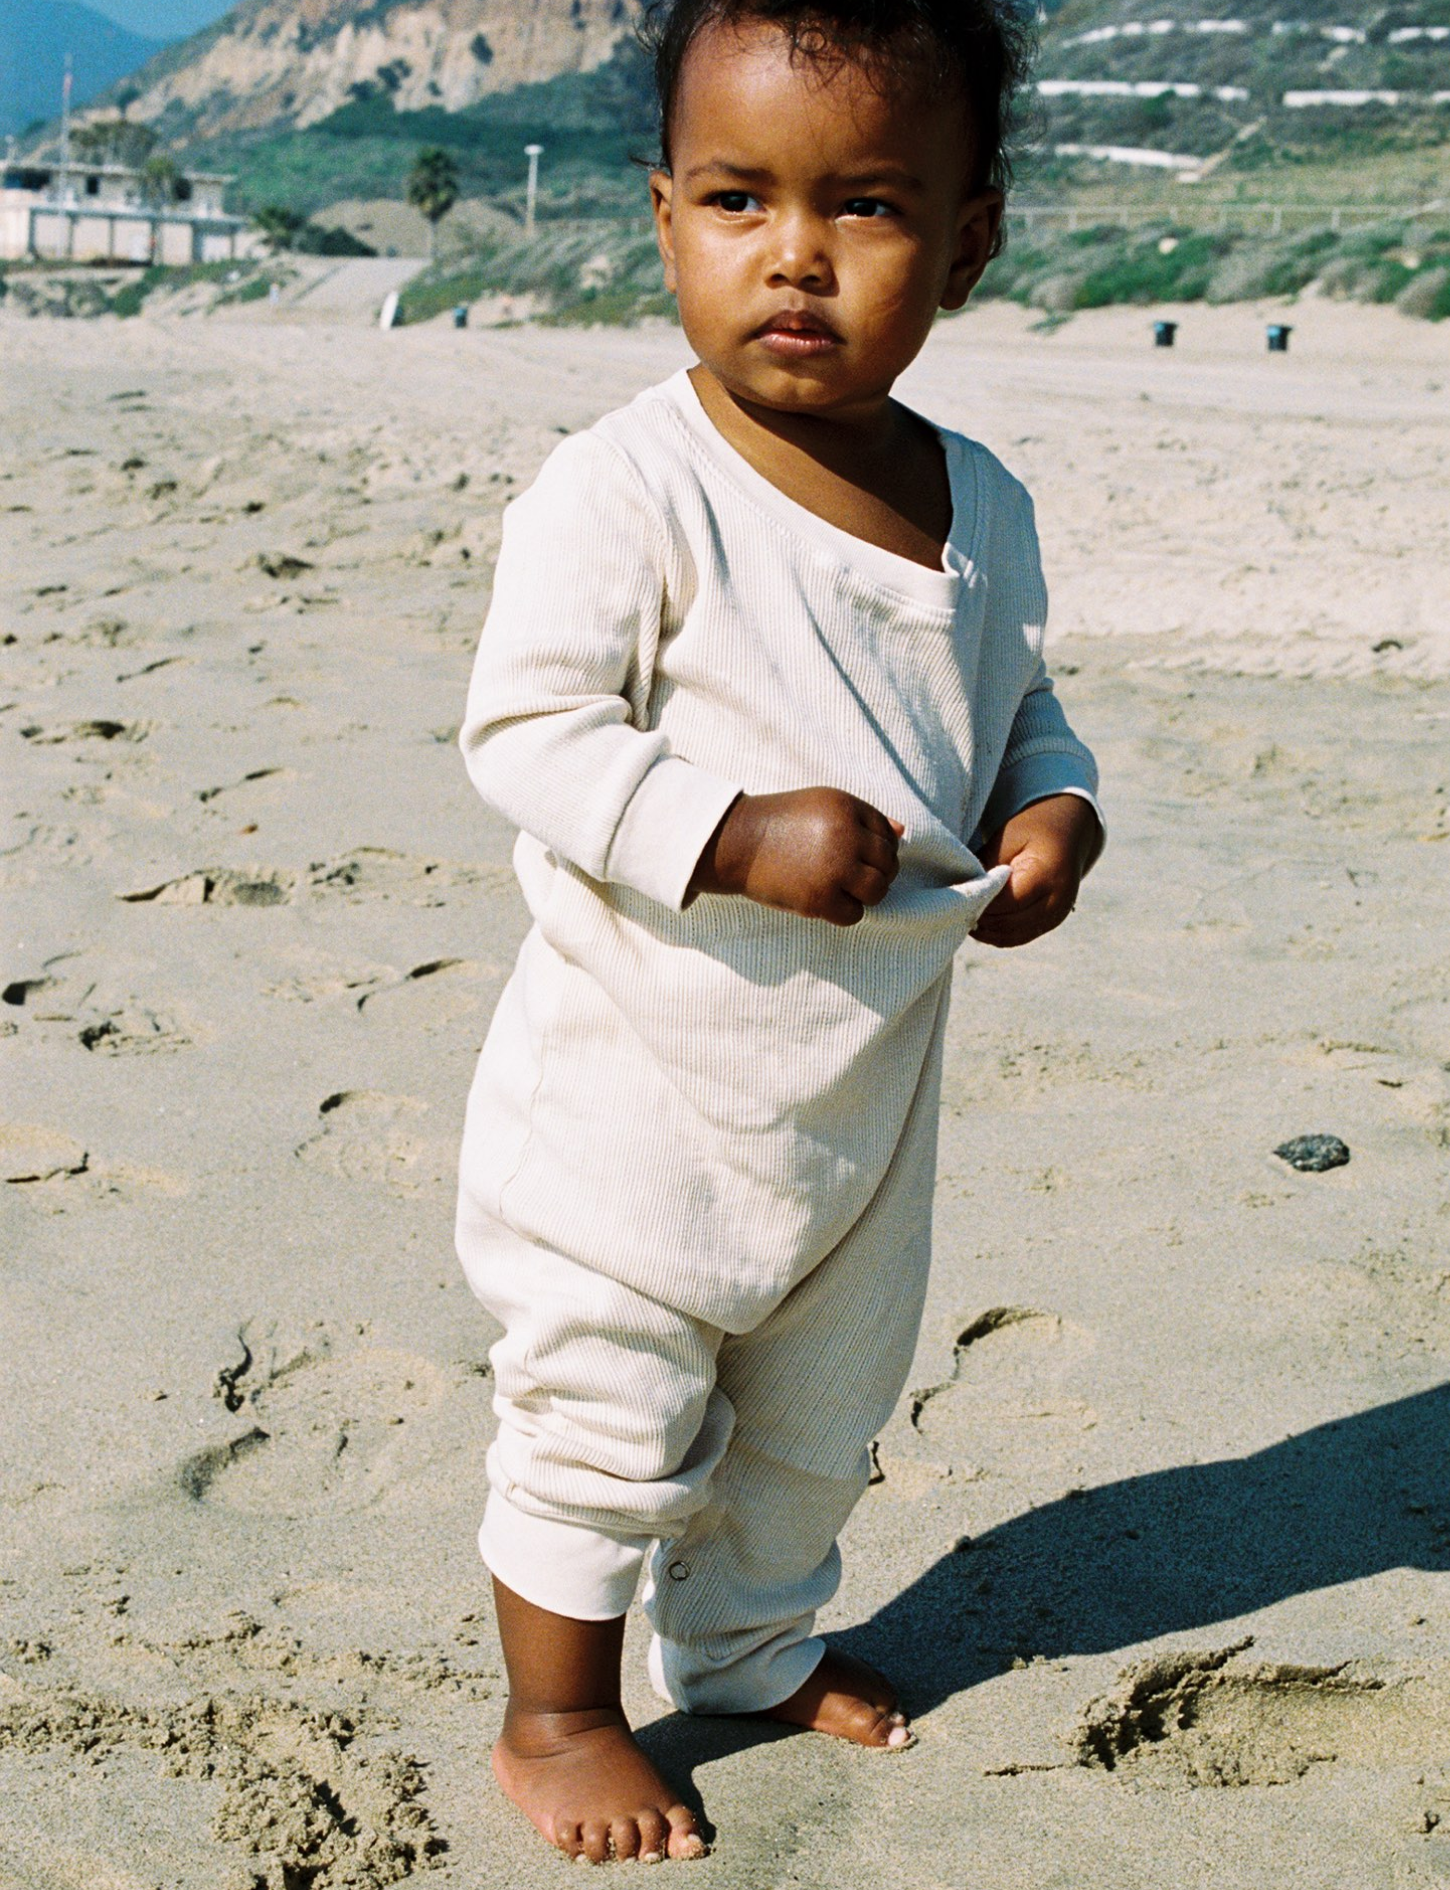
174;177;192;202
86;174;100;195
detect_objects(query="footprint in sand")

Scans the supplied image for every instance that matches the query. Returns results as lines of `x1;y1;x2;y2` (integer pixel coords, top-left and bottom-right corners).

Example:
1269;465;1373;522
181;1332;451;1519
77;1005;191;1055
119;867;294;906
293;1089;455;1194
308;847;515;909
195;764;292;808
0;1679;443;1887
355;957;498;1023
263;957;393;1006
71;616;140;648
908;1306;1099;1440
19;718;150;746
0;1122;88;1184
1072;1641;1450;1790
5;954;194;1054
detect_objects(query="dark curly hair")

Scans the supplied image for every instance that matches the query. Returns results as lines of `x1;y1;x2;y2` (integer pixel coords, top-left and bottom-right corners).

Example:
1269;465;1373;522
639;0;1036;219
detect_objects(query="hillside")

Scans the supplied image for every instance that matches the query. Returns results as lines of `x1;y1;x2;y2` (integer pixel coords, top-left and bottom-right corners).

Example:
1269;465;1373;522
78;0;640;144
1030;0;1450;189
0;0;165;139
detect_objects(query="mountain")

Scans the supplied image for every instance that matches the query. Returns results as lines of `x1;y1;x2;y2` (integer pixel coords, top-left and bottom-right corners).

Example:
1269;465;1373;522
37;0;1448;213
0;0;166;138
78;0;640;144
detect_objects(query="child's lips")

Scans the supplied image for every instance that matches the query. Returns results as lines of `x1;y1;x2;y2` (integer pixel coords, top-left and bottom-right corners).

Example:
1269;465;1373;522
754;311;842;356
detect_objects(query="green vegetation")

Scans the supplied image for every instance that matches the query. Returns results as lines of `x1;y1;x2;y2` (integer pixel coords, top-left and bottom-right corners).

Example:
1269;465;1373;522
139;154;184;207
188;43;657;224
110;258;271;316
254;203;306;252
70;117;159;168
252;205;375;257
294;223;376;257
406;147;461;259
0;257;276;320
392;208;1450;328
397;219;670;327
976;214;1450;319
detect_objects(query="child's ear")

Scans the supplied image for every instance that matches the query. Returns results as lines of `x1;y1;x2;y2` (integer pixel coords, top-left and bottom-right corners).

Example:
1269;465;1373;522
650;169;679;293
941;189;1003;312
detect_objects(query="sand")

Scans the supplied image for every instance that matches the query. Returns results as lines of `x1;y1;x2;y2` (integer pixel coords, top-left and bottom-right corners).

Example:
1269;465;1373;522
2;286;1449;1890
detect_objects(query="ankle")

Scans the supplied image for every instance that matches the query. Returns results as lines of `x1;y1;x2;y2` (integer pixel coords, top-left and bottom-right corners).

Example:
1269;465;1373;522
503;1700;626;1736
499;1701;636;1761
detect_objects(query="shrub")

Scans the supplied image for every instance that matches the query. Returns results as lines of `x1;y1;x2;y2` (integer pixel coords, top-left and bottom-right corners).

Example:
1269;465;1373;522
295;223;378;256
1030;271;1087;313
1396;267;1450;321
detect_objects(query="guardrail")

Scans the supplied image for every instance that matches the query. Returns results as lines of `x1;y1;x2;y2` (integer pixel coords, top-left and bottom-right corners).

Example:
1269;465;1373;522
1008;201;1431;234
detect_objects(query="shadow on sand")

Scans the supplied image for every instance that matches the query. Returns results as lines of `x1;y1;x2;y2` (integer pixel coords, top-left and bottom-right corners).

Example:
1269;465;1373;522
639;1380;1450;1808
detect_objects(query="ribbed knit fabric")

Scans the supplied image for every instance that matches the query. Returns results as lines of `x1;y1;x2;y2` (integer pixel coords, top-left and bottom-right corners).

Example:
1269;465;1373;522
459;998;944;1707
455;371;1101;1693
458;369;1101;1335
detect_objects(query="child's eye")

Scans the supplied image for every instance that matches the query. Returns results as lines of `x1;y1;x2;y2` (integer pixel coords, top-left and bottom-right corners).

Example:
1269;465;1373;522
710;190;760;214
841;198;898;220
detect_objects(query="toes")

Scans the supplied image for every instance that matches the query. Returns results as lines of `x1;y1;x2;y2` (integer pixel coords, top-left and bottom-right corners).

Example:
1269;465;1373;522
580;1817;612;1864
666;1805;707;1859
636;1808;670;1863
552;1819;585;1859
863;1702;914;1749
879;1708;915;1750
610;1817;641;1861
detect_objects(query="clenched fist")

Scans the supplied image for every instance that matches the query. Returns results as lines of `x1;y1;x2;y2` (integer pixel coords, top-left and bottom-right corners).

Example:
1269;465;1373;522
689;787;903;927
972;793;1101;949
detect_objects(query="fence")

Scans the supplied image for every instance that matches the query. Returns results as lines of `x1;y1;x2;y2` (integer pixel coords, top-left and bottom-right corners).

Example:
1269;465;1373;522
1008;201;1426;236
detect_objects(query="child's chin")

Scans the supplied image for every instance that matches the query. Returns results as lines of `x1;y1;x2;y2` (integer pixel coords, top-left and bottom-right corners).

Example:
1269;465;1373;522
726;360;855;409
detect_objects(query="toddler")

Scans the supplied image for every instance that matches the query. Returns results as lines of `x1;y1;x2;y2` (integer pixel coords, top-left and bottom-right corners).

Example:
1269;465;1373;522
455;0;1103;1863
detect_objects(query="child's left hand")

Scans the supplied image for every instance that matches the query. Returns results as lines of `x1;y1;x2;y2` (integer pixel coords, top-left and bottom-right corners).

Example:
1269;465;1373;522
972;794;1101;950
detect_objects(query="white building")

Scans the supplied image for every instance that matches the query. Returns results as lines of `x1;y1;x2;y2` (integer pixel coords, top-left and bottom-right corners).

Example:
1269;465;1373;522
1;158;249;264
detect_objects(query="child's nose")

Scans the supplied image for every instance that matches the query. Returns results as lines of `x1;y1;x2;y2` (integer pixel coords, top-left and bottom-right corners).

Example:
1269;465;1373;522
766;213;834;290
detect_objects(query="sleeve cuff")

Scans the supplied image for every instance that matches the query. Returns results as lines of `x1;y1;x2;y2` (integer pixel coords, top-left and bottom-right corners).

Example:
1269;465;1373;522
976;751;1106;869
604;752;744;912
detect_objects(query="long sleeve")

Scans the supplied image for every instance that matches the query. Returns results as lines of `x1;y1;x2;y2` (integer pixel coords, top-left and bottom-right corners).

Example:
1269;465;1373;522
459;432;742;912
970;482;1105;864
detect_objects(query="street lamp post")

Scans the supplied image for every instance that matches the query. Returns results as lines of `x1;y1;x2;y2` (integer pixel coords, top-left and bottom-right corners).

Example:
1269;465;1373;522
60;53;73;199
524;143;542;238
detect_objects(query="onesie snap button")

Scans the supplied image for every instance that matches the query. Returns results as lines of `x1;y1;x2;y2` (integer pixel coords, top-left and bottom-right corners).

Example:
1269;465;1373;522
667;1560;690;1581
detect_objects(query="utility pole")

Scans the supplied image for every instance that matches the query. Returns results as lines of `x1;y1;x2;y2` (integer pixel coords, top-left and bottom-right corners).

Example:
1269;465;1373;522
60;53;73;196
524;143;542;238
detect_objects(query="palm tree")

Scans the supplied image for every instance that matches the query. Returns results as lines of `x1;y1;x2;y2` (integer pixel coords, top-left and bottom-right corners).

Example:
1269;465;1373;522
406;147;459;261
138;154;180;206
72;117;157;169
138;154;181;263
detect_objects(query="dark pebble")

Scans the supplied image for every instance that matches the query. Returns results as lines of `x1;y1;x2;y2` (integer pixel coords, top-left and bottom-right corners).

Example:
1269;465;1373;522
1274;1134;1351;1173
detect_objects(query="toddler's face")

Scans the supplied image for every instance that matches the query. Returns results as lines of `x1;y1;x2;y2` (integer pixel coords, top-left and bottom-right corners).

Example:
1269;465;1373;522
651;17;1001;422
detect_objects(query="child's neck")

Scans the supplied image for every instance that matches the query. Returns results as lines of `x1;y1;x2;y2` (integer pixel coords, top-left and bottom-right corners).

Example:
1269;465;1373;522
688;365;953;572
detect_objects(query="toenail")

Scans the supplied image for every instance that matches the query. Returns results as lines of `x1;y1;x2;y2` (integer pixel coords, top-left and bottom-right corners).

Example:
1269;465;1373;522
639;1853;662;1865
887;1724;911;1747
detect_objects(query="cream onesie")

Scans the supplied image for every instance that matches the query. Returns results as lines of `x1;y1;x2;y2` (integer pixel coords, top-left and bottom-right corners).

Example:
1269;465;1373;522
456;368;1101;1715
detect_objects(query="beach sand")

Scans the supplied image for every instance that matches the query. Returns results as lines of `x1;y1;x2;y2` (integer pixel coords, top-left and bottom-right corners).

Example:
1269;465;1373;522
2;291;1448;1889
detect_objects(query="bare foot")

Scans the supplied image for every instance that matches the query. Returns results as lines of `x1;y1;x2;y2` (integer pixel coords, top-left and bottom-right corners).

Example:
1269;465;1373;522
763;1648;915;1750
493;1703;708;1864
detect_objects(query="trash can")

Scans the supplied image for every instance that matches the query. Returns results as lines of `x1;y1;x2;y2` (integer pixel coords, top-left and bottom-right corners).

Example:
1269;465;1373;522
1267;323;1291;353
452;305;469;329
1153;320;1178;348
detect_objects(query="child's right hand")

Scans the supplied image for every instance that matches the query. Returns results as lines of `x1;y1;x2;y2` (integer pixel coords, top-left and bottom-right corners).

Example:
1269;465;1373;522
690;789;903;926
